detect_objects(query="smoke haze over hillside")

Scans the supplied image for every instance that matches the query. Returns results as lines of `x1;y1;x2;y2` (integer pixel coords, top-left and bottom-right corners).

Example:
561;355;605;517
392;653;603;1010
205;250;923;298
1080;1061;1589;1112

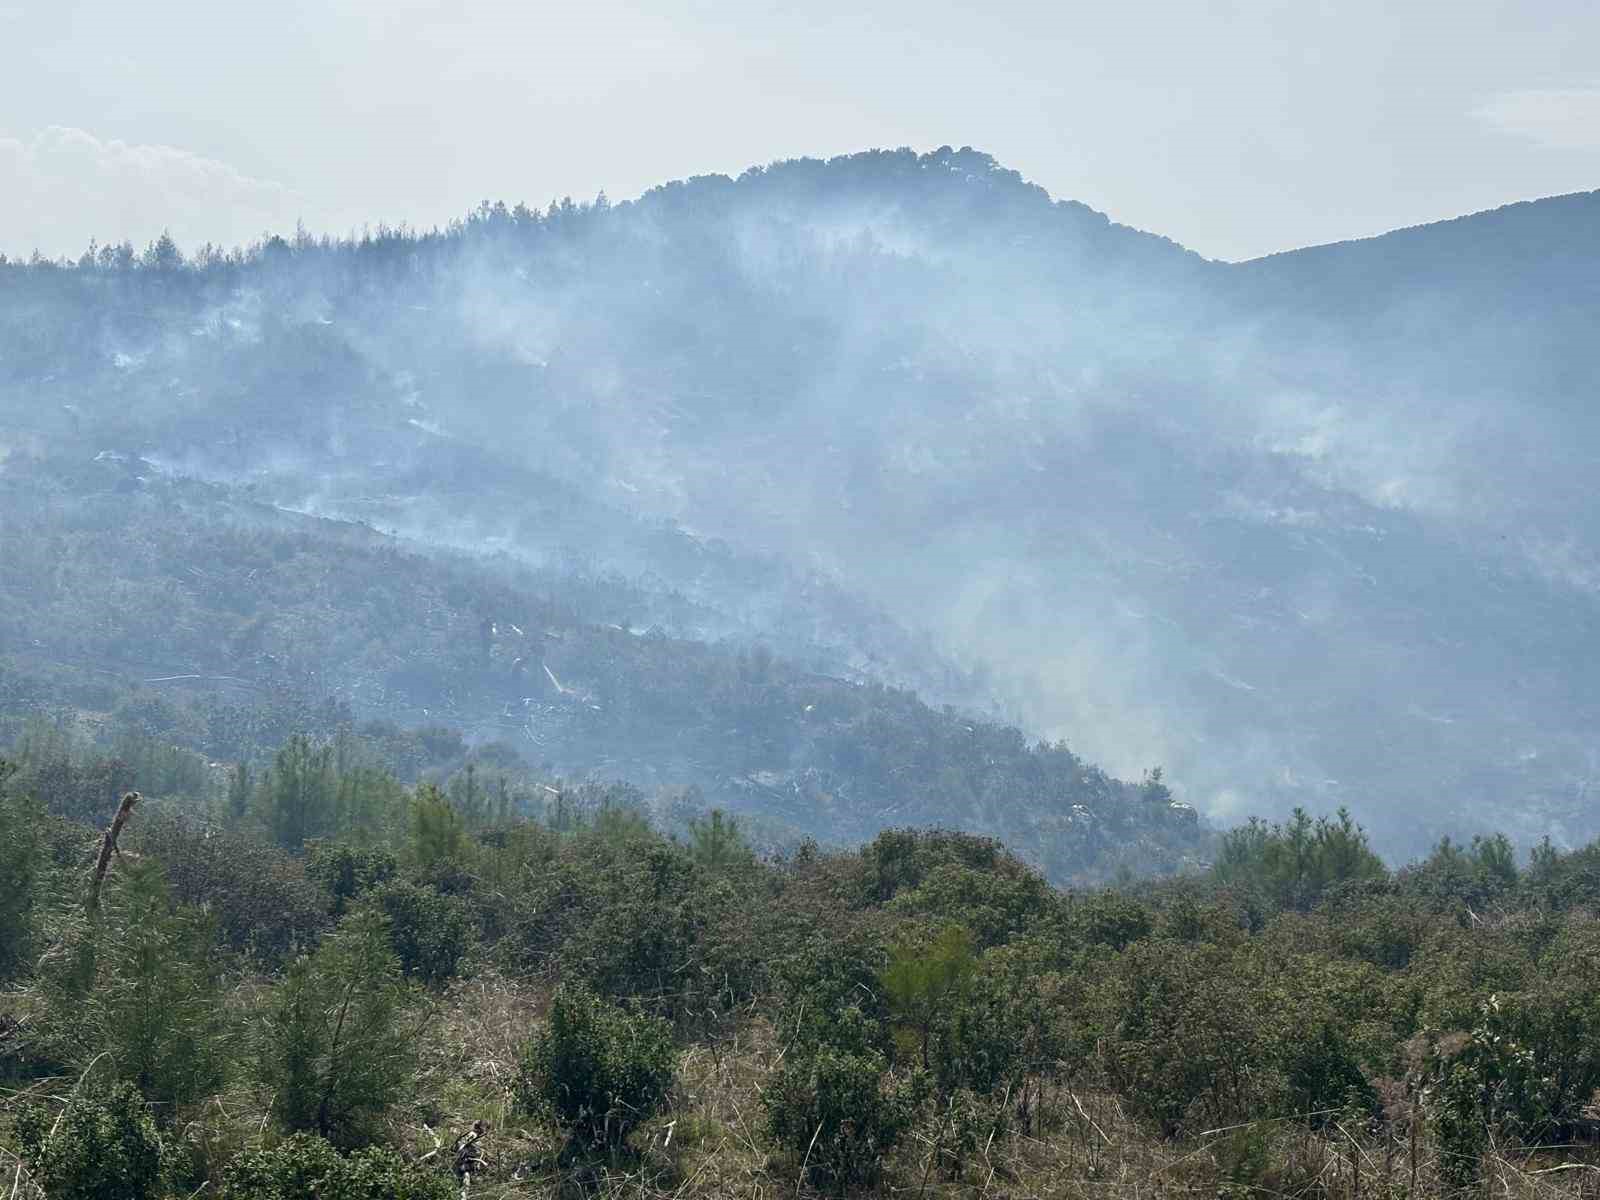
4;147;1599;859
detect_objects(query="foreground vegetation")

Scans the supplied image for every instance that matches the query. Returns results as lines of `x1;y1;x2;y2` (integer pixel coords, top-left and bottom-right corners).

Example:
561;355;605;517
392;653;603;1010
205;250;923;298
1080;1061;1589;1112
5;727;1600;1200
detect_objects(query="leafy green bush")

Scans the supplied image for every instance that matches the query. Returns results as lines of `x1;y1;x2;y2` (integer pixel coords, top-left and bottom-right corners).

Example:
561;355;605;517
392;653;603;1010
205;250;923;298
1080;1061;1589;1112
932;1087;1008;1181
929;951;1067;1104
1425;980;1600;1157
1281;1021;1377;1127
1213;1124;1271;1197
135;812;329;964
1105;941;1275;1134
774;931;893;1057
888;861;1057;948
763;1043;917;1190
372;879;474;985
15;1079;164;1200
307;843;399;916
502;830;764;1021
517;984;677;1151
1062;890;1153;951
1432;1057;1490;1188
863;828;1016;905
222;1133;453;1200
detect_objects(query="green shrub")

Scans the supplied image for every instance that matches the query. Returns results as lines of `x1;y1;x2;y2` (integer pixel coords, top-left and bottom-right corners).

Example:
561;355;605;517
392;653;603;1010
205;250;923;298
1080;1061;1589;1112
1423;983;1600;1165
1432;1059;1490;1188
1213;1124;1271;1197
372;879;474;985
517;984;677;1152
1063;891;1153;951
1105;941;1274;1134
1282;1021;1377;1127
505;832;763;1022
307;843;398;915
15;1079;164;1200
775;931;893;1056
763;1043;917;1190
932;1088;1008;1181
136;812;329;964
929;951;1056;1100
223;1133;453;1200
888;862;1057;948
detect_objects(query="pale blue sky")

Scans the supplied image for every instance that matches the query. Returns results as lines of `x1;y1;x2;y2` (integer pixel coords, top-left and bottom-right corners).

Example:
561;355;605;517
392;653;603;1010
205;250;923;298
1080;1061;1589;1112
3;0;1598;260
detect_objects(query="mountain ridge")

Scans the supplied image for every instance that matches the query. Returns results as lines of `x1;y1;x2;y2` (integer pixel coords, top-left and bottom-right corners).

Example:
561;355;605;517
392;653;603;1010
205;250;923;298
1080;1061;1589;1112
1238;185;1600;266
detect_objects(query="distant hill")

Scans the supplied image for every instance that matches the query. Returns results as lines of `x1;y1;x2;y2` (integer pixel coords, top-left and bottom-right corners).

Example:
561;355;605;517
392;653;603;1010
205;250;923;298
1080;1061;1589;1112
2;147;1598;858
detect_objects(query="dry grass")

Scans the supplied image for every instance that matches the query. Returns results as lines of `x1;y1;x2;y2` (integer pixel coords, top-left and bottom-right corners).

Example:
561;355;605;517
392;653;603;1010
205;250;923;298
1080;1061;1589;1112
399;973;786;1198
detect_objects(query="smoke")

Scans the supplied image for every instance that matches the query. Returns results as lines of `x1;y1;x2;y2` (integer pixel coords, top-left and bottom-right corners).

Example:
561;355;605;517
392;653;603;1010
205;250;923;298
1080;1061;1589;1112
0;126;312;259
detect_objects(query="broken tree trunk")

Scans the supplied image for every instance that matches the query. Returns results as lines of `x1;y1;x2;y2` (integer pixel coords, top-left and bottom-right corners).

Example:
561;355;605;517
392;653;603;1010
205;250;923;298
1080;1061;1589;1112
86;791;140;916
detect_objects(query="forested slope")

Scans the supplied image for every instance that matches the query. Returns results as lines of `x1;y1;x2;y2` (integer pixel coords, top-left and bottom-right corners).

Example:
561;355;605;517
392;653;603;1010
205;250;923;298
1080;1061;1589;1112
0;452;1203;881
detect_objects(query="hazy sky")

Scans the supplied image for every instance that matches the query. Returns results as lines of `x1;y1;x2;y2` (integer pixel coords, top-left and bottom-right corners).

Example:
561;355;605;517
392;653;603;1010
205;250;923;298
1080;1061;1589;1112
3;0;1598;261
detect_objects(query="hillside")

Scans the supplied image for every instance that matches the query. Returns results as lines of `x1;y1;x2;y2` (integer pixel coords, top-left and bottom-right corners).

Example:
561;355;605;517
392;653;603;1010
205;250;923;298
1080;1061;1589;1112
3;147;1599;856
0;452;1202;882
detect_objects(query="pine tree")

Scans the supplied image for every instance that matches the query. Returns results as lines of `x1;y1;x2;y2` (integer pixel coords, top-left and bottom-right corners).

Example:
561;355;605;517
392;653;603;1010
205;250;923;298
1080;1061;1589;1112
258;907;416;1147
92;861;227;1118
688;808;750;870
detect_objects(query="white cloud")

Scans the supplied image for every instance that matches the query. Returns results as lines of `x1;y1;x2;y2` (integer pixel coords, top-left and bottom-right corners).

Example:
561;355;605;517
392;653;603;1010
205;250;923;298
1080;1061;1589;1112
1472;87;1600;150
0;125;310;258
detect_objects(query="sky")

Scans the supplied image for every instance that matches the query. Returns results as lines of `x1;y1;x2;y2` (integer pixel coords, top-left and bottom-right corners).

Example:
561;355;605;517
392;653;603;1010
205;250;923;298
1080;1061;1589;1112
2;0;1598;262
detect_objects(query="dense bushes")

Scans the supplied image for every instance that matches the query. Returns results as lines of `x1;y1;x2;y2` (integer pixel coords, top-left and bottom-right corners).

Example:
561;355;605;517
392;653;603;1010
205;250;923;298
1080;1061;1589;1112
1105;940;1274;1134
372;879;474;985
496;825;768;1022
19;727;1600;1197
